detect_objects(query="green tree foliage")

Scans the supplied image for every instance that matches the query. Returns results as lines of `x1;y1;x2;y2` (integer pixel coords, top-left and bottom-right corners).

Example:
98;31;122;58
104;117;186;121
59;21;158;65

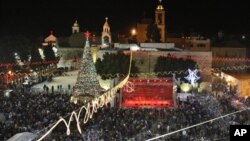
146;23;161;42
95;52;139;80
154;55;197;78
19;50;31;62
0;34;33;71
0;35;32;63
30;46;43;69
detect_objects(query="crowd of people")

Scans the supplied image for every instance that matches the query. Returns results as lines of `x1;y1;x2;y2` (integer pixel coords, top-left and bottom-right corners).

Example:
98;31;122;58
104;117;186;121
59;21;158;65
1;85;250;141
75;93;249;141
0;91;79;141
39;92;250;141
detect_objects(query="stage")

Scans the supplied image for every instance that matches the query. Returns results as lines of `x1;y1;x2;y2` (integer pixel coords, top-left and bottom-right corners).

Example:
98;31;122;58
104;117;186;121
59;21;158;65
121;78;173;108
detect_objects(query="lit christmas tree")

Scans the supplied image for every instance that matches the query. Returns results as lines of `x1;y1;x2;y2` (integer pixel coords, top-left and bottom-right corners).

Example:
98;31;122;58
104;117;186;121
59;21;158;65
72;31;102;103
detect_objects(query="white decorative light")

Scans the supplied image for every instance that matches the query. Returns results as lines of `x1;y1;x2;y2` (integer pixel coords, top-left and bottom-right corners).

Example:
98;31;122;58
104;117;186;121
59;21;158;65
184;69;200;86
52;46;58;57
38;48;45;60
130;45;140;51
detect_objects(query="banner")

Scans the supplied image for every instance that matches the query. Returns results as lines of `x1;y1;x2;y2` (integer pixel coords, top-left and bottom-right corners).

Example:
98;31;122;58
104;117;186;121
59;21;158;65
121;78;173;108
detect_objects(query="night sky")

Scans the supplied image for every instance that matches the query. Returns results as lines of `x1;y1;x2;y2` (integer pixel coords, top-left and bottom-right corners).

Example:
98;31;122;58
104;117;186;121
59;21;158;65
1;0;250;39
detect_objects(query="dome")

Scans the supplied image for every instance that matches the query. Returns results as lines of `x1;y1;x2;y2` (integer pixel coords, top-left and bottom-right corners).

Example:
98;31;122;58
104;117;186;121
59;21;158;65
103;17;110;28
45;31;57;43
156;5;164;10
156;0;164;10
73;20;79;27
103;17;111;34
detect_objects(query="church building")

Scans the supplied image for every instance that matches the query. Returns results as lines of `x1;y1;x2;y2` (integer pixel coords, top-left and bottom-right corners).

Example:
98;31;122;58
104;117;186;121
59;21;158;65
136;0;166;43
102;17;112;47
53;18;111;68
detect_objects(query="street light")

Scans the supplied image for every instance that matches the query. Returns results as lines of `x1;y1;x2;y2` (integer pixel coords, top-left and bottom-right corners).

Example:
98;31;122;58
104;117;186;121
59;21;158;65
131;28;136;36
130;28;137;44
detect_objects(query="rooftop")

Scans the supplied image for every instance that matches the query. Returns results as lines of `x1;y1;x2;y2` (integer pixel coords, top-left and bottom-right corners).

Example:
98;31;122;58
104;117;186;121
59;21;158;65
212;40;246;48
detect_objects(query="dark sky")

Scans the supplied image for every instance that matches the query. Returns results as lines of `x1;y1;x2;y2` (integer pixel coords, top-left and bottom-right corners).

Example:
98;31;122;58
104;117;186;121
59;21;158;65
1;0;250;39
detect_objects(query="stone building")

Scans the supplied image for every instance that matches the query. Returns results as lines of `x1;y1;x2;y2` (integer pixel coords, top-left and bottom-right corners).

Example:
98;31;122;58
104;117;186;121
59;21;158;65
136;0;166;43
96;44;212;82
211;41;247;70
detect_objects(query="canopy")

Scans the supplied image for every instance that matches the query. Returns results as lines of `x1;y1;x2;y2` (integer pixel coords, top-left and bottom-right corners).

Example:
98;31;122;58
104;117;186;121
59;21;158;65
7;132;37;141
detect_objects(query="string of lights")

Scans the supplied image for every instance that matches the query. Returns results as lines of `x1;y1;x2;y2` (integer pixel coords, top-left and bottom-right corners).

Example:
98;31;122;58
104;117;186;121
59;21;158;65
0;60;61;67
123;51;250;62
2;64;250;81
0;53;250;67
36;51;133;141
213;65;250;71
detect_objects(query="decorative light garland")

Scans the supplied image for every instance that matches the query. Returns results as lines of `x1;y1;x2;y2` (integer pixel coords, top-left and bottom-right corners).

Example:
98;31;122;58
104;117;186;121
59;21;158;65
36;51;132;141
2;65;250;84
0;52;250;67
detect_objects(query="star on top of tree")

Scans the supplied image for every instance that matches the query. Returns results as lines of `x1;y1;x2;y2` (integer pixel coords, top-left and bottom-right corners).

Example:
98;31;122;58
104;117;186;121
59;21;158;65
84;31;91;40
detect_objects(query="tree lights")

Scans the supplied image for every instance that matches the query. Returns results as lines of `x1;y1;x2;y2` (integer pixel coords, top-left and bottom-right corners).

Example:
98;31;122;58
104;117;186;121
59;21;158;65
72;31;102;102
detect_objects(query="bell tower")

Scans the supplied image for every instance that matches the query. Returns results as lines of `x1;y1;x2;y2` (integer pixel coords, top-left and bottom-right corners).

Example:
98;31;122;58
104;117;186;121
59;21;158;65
102;17;112;47
155;0;166;42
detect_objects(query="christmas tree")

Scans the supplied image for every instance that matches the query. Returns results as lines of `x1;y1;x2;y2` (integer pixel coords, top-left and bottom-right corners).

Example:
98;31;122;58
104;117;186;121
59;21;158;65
72;31;102;103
